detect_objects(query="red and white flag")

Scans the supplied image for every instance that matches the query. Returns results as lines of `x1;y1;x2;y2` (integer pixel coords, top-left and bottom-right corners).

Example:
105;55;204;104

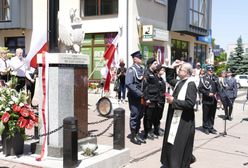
26;3;47;68
103;32;120;92
26;1;48;161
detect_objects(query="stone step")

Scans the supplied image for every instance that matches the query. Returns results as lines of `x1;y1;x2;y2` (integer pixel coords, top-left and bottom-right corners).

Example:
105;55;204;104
0;145;130;168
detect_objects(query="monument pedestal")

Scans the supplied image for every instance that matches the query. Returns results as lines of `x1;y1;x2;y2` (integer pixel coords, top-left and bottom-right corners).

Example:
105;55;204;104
37;53;88;157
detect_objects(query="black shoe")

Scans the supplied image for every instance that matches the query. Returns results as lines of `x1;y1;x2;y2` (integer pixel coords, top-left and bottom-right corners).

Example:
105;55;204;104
136;134;146;143
130;132;141;145
209;129;217;134
190;155;196;164
130;136;141;145
228;116;232;121
153;133;159;139
203;128;209;135
144;132;154;140
154;131;160;136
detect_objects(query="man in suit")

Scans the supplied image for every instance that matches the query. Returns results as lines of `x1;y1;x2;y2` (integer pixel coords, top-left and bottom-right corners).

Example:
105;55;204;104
125;51;146;145
224;70;237;120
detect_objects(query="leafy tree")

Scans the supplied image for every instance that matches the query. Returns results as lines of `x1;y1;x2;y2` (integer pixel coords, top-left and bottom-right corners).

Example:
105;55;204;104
214;52;227;76
227;36;248;74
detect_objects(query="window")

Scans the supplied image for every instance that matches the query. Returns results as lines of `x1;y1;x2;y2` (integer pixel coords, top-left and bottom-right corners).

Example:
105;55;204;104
194;43;207;66
171;39;189;62
81;0;118;16
81;33;117;80
0;0;10;21
5;37;25;54
189;0;207;28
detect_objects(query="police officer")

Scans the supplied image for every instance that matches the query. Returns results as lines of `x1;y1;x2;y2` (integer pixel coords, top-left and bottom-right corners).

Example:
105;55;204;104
224;70;237;120
143;57;159;140
198;65;219;135
125;51;146;145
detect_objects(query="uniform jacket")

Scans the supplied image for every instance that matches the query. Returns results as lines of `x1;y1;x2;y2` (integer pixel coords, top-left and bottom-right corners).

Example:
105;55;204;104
125;64;144;99
224;77;237;99
198;74;218;105
143;68;159;102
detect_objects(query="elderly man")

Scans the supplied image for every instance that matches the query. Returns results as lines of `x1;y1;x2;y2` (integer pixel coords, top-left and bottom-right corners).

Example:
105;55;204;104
160;60;197;168
10;48;34;92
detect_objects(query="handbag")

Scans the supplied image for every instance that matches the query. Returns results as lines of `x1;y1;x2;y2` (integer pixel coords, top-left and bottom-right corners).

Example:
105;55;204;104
114;79;120;91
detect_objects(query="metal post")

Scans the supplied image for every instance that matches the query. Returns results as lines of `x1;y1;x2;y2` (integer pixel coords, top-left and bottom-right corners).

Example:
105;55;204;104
63;117;78;168
48;0;59;52
113;108;125;150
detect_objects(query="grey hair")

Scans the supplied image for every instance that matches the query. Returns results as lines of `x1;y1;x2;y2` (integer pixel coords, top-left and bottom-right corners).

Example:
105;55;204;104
182;63;193;76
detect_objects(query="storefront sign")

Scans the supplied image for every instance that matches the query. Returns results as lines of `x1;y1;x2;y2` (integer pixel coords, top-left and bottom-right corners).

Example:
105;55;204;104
196;29;212;44
142;25;154;42
155;0;167;6
153;28;169;41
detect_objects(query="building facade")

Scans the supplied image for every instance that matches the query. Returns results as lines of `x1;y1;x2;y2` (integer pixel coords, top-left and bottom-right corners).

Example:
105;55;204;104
0;0;212;80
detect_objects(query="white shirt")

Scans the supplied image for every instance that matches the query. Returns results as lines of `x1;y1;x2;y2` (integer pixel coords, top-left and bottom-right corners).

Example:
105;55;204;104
0;58;10;73
10;56;27;77
101;66;108;79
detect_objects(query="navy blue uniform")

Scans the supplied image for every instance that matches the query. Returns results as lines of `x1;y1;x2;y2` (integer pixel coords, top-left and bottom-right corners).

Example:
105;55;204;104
125;64;144;134
198;74;218;132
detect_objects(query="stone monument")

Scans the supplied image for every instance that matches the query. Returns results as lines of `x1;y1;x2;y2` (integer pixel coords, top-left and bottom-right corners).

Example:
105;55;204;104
37;53;88;157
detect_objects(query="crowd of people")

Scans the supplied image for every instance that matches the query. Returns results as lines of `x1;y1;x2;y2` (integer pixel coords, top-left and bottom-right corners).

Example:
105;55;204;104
0;47;37;107
123;50;238;168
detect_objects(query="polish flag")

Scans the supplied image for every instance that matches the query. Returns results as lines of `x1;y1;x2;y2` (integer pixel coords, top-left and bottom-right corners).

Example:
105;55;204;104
103;32;120;92
26;1;47;68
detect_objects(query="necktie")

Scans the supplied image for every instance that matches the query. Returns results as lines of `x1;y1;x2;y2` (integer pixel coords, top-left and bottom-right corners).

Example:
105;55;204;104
4;60;7;68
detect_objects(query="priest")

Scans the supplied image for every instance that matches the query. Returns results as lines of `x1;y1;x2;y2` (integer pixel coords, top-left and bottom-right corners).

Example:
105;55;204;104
160;60;197;168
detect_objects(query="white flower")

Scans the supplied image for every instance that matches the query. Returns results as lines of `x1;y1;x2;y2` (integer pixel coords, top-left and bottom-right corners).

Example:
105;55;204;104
9;101;14;105
5;107;10;112
19;102;24;107
11;96;19;103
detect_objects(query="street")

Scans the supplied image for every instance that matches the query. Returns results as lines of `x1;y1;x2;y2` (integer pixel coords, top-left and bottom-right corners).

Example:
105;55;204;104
90;88;248;168
0;88;248;168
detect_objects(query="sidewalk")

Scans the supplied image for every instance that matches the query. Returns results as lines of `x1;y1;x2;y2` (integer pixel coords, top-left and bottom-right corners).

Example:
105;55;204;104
1;88;248;168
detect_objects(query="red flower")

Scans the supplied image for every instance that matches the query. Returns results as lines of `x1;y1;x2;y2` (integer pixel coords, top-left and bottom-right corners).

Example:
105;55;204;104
12;104;21;112
1;112;10;123
17;117;28;128
29;111;38;122
20;107;30;117
25;119;34;129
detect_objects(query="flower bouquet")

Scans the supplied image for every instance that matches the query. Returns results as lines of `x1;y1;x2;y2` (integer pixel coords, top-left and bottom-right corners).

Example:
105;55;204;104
0;87;38;139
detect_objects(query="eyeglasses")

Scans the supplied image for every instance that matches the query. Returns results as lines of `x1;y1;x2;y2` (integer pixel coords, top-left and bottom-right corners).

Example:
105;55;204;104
179;68;187;72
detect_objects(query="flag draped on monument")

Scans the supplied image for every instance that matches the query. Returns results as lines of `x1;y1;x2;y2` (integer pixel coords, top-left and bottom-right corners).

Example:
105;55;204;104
26;4;47;68
103;32;120;92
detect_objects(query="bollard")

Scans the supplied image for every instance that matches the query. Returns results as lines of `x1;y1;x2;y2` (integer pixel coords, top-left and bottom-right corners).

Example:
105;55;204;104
113;108;125;150
63;117;78;168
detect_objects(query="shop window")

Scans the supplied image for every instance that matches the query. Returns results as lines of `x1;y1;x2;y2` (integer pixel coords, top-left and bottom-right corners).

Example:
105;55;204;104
171;39;189;62
81;33;117;80
194;43;206;67
5;37;25;54
81;0;118;17
0;0;10;21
